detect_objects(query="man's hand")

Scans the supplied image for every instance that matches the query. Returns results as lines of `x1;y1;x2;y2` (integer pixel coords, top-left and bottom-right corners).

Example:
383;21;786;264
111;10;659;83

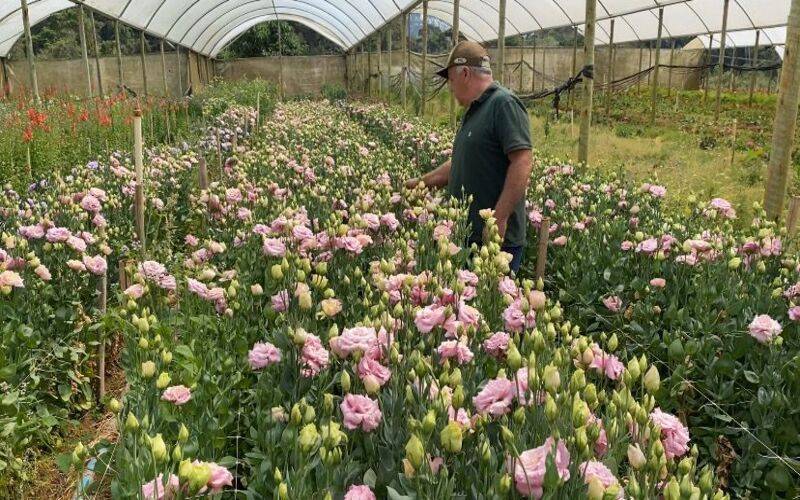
404;178;421;189
406;159;452;191
496;217;508;241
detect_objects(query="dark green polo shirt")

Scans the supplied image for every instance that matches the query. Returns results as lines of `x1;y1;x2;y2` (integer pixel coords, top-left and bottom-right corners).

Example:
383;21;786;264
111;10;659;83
449;82;531;247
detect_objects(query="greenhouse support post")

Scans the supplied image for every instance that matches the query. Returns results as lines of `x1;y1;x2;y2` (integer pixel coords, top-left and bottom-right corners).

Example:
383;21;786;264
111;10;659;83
531;34;537;93
764;0;800;220
649;8;664;126
636;46;643;93
703;33;713;104
420;0;429;116
788;197;800;235
367;42;372;97
90;10;103;96
198;157;208;191
401;12;408;110
278;21;285;99
518;49;524;92
450;0;460;129
377;32;383;96
115;20;123;86
715;0;730;123
387;28;393;101
578;0;596;165
497;0;506;86
140;31;149;96
133;106;146;250
749;30;761;105
569;29;577;106
20;0;39;103
605;19;614;119
177;46;183;96
540;40;547;92
96;271;107;399
667;39;676;97
1;57;9;97
161;40;169;96
535;217;551;281
729;119;737;168
647;42;653;86
78;6;93;97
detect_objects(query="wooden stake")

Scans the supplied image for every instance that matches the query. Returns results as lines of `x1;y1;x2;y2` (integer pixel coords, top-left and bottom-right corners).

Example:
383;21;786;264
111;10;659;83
377;31;383;97
788;196;800;235
749;30;761;106
401;13;409;110
256;91;261;128
667;39;676;97
96;271;107;399
578;0;596;165
570;28;577;106
650;8;664;126
160;40;169;96
20;0;39;103
115;20;124;86
535;217;550;281
420;0;429;116
450;0;460;129
605;19;614;119
198;156;209;190
636;46;643;93
518;48;524;92
133;105;146;249
532;34;537;93
387;27;393;102
540;40;547;92
215;127;222;172
176;46;183;96
90;10;103;96
140;31;149;96
715;0;731;123
78;6;93;97
277;20;285;99
498;0;506;85
1;57;10;97
729;119;737;167
703;34;713;104
764;0;800;220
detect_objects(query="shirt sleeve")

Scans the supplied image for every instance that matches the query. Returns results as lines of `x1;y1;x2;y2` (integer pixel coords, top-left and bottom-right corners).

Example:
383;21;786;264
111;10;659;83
495;96;532;155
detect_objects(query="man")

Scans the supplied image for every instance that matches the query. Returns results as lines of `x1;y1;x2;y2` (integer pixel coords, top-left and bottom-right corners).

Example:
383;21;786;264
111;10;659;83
406;41;533;273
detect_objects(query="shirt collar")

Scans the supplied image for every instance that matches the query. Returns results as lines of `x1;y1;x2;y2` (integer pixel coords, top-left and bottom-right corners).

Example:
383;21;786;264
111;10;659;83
474;81;499;104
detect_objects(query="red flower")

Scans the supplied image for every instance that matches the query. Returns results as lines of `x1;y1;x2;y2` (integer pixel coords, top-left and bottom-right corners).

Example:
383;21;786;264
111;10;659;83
22;126;33;143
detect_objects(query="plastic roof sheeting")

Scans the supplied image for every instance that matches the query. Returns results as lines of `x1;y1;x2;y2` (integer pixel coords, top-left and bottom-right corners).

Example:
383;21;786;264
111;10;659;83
0;0;73;58
589;0;791;45
697;27;787;49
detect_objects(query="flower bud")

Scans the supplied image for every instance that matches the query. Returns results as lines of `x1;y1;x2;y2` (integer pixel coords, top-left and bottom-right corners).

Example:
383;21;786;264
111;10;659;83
125;412;140;431
608;333;618;352
278;482;288;499
161;350;173;365
251;283;264;295
587;476;604;500
172;444;183;462
440;421;463;453
569;368;586;393
271;264;284;280
150;433;167;462
545;394;558;422
189;463;212;494
626;358;641;381
141;361;156;378
156;372;171;389
499;474;512;494
643;365;661;394
299;423;320;454
543;364;560;394
506;343;522;371
107;398;121;413
422;410;436;436
627;444;647;469
405;434;425;469
452;385;465;409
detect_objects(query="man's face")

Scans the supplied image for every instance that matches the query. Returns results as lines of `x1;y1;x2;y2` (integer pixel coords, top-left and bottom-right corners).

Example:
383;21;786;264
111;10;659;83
447;66;470;106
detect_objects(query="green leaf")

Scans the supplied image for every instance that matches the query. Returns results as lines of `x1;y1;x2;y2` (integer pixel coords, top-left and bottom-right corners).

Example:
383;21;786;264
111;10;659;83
363;468;377;488
743;370;760;384
58;384;72;402
386;486;414;500
55;453;73;473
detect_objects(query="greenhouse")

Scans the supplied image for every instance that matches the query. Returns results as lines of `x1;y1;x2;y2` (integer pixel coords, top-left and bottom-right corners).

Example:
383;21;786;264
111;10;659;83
1;0;800;498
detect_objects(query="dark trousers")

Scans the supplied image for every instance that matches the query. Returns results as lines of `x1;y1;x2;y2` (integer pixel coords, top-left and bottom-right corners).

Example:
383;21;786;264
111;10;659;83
502;245;524;274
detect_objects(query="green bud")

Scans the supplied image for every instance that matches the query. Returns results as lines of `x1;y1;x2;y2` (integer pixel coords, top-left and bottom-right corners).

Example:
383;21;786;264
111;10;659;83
178;423;189;443
405;434;425;469
150;433;167;463
440;421;463;453
298;423;320;454
643;365;661;394
125;412;140;431
156;372;171;389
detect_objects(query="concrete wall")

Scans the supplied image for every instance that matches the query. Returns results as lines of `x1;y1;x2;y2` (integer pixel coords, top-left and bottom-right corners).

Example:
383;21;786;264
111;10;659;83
2;45;705;100
4;51;211;98
216;55;346;97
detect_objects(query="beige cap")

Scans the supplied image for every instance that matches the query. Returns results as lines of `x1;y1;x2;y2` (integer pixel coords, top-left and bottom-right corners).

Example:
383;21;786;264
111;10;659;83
436;40;491;79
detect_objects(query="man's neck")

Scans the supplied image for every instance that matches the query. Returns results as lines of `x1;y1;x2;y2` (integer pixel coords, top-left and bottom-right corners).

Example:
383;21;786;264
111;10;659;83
467;79;494;104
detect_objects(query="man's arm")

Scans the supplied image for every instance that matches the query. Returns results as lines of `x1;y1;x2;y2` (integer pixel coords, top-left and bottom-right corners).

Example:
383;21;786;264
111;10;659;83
405;159;451;189
494;148;533;240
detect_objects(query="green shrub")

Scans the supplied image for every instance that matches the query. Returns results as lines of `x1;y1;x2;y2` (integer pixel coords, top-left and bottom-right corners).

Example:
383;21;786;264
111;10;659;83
321;83;348;101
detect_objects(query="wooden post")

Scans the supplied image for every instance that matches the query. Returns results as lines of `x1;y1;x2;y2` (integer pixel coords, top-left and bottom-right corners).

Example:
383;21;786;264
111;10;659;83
540;40;547;91
115;21;124;86
749;30;761;106
667;39;676;97
401;12;409;110
133;105;145;249
605;19;614;119
636;45;643;93
176;46;183;96
450;0;460;128
420;0;429;116
764;0;800;220
140;31;149;96
367;41;373;97
497;0;507;85
277;20;285;99
256;91;261;127
569;28;577;106
578;0;596;165
90;10;104;97
531;34;537;93
20;0;39;103
215;127;222;172
377;32;383;97
1;57;10;97
535;217;550;281
198;157;209;190
788;196;800;235
729;118;738;167
715;0;730;123
78;6;93;97
96;271;107;399
387;28;393;101
518;49;524;92
649;8;664;126
703;34;713;104
160;40;169;96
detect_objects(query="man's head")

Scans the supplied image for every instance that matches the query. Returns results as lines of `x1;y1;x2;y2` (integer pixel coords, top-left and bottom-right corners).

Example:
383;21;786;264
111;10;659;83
436;41;494;106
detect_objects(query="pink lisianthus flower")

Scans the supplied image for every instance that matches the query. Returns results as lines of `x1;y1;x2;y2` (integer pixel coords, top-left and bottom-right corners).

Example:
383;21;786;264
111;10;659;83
124;284;145;299
788;306;800;322
140;473;180;500
579;460;620;491
650;408;690;459
436;340;474;365
650;278;666;288
67;259;86;272
510;437;571;498
271;290;290;312
262;238;286;257
80;194;102;212
589;345;624;381
0;270;24;288
483;331;511;358
473;377;514;417
748;314;782;344
82;255;107;276
161;385;192;405
357;356;392;386
602;295;622;313
344;484;376;500
34;265;51;282
331;326;377;358
45;226;71;243
205;462;234;494
414;304;446;333
248;342;282;369
300;334;329;377
340;393;382;432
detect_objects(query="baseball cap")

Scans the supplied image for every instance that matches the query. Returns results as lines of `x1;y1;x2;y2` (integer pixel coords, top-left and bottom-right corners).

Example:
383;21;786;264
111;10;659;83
435;40;492;79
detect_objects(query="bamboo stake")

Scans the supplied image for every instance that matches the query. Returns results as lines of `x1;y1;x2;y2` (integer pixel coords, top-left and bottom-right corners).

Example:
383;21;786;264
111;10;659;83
715;0;731;123
96;271;107;399
256;91;261;128
133;105;145;249
198;156;209;190
20;0;39;103
729;119;737;167
401;13;409;110
764;0;800;220
115;21;123;86
749;30;761;106
450;0;460;129
90;10;104;97
78;6;93;97
578;0;596;165
650;8;664;126
420;0;429;116
160;40;169;96
535;217;550;281
497;0;506;85
140;31;149;96
531;34;537;93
